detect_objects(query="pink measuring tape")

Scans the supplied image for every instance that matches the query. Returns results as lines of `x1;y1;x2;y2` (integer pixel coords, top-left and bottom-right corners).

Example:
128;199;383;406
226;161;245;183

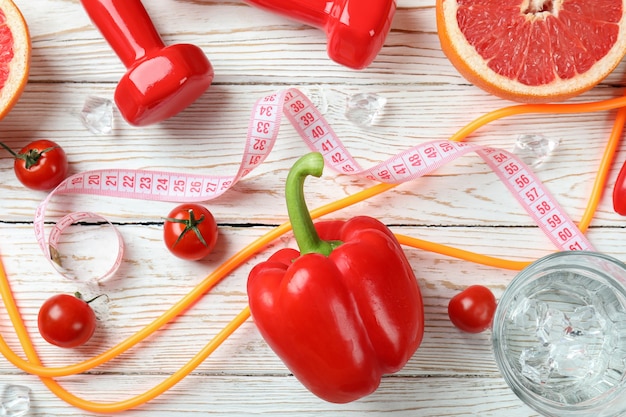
34;88;594;281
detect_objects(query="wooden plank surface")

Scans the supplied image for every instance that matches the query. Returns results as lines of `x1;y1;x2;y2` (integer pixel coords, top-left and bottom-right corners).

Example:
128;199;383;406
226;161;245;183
1;0;625;415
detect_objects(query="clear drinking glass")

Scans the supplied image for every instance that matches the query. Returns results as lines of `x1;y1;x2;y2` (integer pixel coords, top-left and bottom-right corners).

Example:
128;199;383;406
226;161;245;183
492;251;626;417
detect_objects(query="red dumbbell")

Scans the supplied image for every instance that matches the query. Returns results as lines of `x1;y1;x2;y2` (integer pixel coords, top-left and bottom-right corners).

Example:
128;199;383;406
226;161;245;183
80;0;214;126
243;0;396;70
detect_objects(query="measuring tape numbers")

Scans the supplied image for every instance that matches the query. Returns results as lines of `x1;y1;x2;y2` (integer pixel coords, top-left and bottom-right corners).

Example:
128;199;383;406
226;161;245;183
34;88;594;281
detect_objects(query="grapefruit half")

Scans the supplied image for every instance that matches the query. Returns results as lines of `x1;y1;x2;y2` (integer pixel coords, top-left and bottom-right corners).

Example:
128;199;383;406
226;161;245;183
0;0;29;120
436;0;626;102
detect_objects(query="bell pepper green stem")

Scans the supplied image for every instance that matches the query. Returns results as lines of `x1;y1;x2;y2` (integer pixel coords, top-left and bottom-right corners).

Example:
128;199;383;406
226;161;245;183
286;153;340;256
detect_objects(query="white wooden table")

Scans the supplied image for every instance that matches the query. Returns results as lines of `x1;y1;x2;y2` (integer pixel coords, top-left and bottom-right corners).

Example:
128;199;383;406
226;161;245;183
1;0;624;415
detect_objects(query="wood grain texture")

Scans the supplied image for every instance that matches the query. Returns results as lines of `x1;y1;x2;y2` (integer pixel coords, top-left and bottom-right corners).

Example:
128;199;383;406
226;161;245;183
0;0;625;415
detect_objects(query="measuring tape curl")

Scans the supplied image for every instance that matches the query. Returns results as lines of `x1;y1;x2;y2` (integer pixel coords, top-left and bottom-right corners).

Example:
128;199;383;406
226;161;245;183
35;88;593;281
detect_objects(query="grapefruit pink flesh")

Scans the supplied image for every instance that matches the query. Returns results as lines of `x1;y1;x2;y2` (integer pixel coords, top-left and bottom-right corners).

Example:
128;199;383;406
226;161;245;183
0;10;16;90
0;0;29;120
457;0;622;86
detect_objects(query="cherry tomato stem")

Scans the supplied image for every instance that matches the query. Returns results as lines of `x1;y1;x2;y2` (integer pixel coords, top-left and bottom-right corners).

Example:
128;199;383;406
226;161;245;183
163;204;218;261
165;209;208;247
0;141;18;157
82;292;109;304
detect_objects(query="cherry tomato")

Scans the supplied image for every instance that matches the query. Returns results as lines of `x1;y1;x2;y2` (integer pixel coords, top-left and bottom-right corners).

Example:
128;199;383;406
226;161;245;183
0;139;69;191
448;285;497;333
163;203;218;261
37;293;97;348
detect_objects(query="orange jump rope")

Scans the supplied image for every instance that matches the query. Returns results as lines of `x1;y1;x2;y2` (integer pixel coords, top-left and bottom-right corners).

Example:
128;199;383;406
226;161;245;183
0;96;625;413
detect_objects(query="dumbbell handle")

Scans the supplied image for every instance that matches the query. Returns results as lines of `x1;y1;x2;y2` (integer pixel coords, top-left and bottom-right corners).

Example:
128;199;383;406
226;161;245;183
244;0;328;28
80;0;165;68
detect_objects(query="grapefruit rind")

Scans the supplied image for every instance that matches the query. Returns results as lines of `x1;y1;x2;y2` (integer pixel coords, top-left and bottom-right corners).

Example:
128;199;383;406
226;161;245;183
436;0;626;103
0;0;30;120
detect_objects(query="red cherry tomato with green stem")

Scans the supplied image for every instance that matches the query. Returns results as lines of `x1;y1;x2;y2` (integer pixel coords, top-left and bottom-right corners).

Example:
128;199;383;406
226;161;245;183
163;203;218;261
38;292;102;348
448;285;497;333
0;139;69;191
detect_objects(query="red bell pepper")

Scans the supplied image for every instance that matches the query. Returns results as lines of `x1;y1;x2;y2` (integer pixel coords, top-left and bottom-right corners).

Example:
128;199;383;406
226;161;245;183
614;159;626;215
247;152;424;403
